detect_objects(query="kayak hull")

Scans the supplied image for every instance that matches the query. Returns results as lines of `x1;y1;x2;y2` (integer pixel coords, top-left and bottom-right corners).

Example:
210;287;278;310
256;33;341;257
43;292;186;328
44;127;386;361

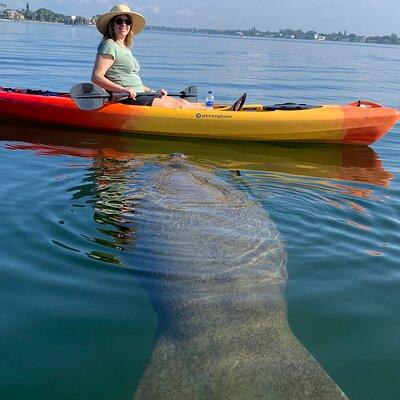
0;91;398;144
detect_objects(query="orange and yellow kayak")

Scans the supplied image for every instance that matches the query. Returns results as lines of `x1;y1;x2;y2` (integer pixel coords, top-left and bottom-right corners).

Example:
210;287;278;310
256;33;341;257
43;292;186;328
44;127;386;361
0;88;398;144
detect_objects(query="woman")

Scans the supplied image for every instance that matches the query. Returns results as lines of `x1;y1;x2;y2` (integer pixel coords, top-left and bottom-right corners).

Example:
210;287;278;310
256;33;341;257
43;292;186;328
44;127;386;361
92;4;205;109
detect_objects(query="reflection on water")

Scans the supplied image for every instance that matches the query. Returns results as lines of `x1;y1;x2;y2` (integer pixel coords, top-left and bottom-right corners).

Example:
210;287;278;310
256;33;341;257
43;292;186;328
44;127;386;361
1;122;393;268
0;121;392;186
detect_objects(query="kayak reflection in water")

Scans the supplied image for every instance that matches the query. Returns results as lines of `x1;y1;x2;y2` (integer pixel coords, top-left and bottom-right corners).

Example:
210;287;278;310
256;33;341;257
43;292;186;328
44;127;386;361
91;4;205;110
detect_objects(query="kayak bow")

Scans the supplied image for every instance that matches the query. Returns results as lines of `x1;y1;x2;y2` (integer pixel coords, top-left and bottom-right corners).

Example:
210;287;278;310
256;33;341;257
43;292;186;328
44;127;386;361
0;87;398;144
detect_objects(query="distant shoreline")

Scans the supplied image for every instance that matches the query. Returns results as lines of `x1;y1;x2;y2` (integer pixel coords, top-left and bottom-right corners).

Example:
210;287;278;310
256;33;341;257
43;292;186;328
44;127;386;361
145;26;400;46
1;16;398;46
0;18;95;26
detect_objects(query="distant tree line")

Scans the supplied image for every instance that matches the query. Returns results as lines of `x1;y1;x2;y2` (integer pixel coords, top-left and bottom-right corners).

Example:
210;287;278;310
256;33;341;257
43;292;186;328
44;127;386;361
2;4;399;45
147;26;400;45
268;28;399;45
23;8;87;24
2;3;88;24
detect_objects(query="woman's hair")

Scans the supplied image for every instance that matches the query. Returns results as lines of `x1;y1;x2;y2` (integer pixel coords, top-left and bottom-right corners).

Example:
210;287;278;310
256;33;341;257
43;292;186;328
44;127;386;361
102;15;134;47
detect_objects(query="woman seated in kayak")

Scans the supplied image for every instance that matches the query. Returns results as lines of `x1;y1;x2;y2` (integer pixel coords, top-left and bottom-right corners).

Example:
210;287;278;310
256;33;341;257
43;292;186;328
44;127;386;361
91;4;204;109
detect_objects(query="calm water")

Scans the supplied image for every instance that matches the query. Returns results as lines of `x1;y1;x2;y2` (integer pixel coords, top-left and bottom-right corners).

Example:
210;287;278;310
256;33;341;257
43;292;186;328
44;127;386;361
1;20;400;399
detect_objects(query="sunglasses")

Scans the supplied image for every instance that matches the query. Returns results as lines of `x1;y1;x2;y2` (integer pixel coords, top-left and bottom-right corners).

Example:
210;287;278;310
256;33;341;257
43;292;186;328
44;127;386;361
115;17;132;26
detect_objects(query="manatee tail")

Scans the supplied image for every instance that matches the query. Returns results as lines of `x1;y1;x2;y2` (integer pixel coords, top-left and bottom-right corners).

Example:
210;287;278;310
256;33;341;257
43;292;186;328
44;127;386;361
133;287;348;400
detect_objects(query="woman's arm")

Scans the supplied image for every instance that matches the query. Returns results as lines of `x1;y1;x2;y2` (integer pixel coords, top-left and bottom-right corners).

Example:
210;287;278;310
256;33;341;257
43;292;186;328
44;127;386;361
91;54;137;98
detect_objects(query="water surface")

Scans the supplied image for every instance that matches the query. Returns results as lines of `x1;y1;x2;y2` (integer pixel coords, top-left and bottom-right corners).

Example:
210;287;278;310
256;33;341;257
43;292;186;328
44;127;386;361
1;20;400;400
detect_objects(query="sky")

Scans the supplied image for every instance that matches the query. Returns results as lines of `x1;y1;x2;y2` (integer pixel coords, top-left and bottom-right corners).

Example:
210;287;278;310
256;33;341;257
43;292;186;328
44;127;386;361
6;0;400;36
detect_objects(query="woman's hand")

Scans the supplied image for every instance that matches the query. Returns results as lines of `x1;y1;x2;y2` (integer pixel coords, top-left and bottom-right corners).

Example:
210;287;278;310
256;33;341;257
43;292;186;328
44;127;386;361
142;85;167;96
125;87;137;99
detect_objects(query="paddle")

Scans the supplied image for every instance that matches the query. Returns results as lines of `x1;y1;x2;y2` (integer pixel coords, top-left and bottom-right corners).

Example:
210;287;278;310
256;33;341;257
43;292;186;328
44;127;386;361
70;82;198;110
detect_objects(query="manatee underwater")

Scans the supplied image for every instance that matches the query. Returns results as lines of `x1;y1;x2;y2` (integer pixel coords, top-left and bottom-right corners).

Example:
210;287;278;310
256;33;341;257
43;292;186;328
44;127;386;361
123;154;348;400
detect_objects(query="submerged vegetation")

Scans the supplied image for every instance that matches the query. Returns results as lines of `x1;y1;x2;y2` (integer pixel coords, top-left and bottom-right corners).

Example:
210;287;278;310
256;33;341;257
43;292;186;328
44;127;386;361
1;3;399;45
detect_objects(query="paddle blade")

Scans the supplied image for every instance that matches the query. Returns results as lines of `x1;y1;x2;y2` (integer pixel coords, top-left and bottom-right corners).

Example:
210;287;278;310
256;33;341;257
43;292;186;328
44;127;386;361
180;85;198;103
70;82;109;110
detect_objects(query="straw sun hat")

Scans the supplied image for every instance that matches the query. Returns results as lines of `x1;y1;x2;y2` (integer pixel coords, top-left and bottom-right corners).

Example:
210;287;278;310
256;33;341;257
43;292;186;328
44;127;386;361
96;4;146;35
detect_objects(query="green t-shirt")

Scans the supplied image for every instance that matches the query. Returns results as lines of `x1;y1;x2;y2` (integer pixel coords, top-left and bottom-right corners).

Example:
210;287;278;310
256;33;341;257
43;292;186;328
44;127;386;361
97;39;144;91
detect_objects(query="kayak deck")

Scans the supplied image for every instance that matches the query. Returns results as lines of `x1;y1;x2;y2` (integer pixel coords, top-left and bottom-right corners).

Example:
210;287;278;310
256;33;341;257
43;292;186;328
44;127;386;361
0;89;398;144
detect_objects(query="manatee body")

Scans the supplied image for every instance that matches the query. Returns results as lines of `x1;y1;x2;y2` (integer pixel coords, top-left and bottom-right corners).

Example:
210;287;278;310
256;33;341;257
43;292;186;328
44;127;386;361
127;154;347;400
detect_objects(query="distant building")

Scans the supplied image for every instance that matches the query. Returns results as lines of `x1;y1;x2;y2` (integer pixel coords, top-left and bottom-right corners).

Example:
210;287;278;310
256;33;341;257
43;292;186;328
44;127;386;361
314;33;326;41
3;10;25;20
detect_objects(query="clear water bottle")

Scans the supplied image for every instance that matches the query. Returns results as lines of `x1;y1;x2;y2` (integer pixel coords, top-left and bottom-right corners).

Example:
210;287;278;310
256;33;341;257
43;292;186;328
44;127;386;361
205;91;215;109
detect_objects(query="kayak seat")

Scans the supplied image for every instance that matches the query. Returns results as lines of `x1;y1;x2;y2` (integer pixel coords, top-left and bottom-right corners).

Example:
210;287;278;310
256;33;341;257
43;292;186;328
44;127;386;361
228;93;247;111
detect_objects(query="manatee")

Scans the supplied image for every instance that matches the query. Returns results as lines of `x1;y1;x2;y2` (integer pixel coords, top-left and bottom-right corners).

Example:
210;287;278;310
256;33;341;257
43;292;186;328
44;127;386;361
126;154;347;400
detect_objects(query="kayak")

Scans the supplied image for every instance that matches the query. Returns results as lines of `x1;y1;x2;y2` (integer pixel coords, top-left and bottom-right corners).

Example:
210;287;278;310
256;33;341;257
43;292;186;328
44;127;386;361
0;87;399;144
